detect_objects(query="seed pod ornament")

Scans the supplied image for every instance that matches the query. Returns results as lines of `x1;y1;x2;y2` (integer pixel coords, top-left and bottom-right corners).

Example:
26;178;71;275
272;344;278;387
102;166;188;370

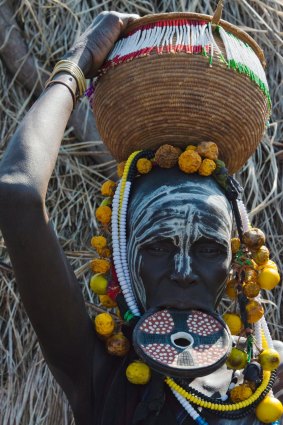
223;313;243;335
243;281;261;298
242;228;265;250
126;361;151;385
256;396;283;423
226;348;248;370
246;300;264;323
258;268;281;290
106;332;130;357
230;383;253;402
258;348;280;371
94;312;115;337
252;245;269;265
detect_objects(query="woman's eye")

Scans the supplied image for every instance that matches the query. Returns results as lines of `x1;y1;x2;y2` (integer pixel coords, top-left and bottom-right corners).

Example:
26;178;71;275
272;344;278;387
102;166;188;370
150;246;166;253
200;247;219;253
145;242;175;255
194;244;226;257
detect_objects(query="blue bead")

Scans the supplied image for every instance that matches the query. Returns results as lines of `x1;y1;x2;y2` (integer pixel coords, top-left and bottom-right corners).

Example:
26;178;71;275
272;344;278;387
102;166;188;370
196;418;208;425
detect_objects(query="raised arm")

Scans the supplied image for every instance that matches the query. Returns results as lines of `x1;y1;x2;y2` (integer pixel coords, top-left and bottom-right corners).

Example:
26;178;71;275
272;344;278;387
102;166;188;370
0;11;138;421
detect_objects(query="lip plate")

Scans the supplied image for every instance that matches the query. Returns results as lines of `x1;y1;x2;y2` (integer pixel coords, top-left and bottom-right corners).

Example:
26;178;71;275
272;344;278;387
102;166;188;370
133;308;232;379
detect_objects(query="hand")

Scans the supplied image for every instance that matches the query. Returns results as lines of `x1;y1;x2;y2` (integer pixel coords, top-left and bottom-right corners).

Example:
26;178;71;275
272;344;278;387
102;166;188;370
64;11;140;78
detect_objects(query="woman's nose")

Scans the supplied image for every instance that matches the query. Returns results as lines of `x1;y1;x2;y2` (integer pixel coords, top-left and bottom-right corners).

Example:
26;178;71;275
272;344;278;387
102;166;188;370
170;253;198;287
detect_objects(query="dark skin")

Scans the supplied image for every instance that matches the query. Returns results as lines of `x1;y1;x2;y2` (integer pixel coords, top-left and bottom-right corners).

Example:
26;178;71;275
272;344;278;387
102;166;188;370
127;169;232;313
0;12;282;425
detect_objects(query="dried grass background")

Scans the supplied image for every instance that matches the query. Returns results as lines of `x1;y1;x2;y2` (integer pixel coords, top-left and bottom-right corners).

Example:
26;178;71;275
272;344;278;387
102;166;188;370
0;0;282;424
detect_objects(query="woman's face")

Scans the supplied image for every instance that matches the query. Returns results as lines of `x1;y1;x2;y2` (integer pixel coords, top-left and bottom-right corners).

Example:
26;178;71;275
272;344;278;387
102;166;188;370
127;168;233;313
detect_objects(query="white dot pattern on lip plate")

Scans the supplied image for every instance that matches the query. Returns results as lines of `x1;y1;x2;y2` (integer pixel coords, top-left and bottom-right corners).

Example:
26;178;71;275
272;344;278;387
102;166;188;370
139;310;174;334
187;311;222;336
191;345;227;366
138;310;229;369
141;343;178;364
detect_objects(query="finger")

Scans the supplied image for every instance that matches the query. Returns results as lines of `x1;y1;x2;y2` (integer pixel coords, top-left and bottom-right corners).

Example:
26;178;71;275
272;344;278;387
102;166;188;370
125;13;140;20
119;14;140;31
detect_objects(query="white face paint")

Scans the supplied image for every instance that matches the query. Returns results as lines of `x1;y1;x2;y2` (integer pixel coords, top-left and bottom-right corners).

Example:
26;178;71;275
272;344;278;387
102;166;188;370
127;177;233;310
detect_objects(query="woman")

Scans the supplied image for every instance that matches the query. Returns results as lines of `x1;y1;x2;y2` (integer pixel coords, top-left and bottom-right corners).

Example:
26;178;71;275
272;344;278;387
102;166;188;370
0;11;282;425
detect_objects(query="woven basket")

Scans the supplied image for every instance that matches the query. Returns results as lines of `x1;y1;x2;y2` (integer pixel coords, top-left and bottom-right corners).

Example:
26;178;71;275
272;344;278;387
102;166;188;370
93;13;270;174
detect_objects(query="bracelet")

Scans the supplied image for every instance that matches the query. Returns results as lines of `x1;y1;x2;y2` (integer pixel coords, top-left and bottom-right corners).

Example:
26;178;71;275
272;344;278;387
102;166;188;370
46;60;87;98
45;74;77;109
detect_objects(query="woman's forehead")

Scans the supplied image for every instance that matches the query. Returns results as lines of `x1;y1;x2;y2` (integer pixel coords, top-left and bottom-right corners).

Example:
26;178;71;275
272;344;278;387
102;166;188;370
128;178;233;246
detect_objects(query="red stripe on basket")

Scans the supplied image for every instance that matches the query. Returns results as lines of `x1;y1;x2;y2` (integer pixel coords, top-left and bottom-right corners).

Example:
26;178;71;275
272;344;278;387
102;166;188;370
100;44;210;73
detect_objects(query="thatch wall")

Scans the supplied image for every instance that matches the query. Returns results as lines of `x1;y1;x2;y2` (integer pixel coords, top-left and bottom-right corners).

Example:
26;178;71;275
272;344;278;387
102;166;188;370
0;1;282;424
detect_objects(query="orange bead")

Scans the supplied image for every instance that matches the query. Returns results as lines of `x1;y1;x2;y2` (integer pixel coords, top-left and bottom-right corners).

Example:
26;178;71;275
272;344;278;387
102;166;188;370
246;300;264;323
242;228;265;250
106;332;130;356
243;281;261;298
226;279;238;299
252;245;269;265
231;238;241;254
96;205;112;225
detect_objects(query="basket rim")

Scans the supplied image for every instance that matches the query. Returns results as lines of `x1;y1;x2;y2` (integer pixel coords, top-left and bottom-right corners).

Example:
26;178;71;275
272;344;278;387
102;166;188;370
123;12;266;67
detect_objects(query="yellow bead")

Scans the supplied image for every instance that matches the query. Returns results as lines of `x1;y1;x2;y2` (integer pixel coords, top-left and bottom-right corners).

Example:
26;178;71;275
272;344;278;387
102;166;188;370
257;260;278;271
258;267;280;290
90;258;110;274
230;383;253;402
136;158;153;174
246;300;264;323
95;205;112;225
126;361;151;385
94;312;115;337
198;158;216;176
255;396;283;423
226;347;248;370
101;180;116;197
223;313;243;335
91;235;107;250
178;150;202;173
259;348;281;371
231;237;241;253
90;274;108;295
